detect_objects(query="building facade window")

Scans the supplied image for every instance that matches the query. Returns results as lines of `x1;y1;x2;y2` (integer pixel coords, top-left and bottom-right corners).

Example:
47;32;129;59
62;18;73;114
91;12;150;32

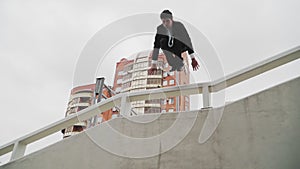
123;64;133;72
168;108;174;112
169;79;175;85
73;126;84;132
168;98;174;104
77;106;88;111
134;61;148;69
133;107;144;114
115;87;121;93
147;78;161;85
112;114;118;119
122;73;132;81
163;72;168;77
133;71;147;78
131;100;144;107
122;82;131;90
79;97;90;103
163;80;168;86
66;126;73;133
72;98;80;104
132;79;145;87
162;99;167;105
117;79;122;84
144;107;160;113
137;57;148;63
145;99;161;104
148;69;162;76
70;107;77;114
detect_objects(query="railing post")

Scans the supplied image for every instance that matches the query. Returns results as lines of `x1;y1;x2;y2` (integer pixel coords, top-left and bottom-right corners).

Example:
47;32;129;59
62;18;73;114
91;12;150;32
10;141;26;161
120;95;131;116
202;84;211;108
91;77;105;126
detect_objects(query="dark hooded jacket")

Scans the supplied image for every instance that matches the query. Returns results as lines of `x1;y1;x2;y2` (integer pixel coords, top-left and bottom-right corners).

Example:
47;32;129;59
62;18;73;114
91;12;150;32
152;21;194;61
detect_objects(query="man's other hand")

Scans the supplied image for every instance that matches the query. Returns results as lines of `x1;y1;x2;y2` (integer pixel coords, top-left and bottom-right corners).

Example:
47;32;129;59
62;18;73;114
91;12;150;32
191;58;200;71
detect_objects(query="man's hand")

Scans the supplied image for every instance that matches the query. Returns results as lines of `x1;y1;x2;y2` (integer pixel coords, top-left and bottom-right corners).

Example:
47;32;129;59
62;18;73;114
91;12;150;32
148;64;157;75
191;58;200;71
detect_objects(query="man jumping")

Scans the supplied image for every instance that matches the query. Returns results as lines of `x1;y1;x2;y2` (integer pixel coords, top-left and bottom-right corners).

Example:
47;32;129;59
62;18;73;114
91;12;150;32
149;9;200;74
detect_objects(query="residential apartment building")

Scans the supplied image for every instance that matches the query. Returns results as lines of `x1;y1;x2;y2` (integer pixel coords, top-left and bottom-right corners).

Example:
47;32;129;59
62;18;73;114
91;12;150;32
113;50;190;115
62;83;116;138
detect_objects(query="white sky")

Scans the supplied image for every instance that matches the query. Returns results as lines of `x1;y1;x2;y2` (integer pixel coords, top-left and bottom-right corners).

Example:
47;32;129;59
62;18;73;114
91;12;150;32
0;0;299;164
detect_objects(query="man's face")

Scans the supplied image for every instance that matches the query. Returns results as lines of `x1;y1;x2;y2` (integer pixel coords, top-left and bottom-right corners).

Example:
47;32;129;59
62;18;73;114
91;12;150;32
162;18;173;29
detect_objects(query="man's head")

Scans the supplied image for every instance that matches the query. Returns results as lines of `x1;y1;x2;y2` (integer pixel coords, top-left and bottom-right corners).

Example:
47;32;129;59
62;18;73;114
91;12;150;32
160;10;173;29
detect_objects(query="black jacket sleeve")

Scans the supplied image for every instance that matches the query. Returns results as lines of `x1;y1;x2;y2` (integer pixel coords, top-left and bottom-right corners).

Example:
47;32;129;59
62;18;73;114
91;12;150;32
152;27;162;61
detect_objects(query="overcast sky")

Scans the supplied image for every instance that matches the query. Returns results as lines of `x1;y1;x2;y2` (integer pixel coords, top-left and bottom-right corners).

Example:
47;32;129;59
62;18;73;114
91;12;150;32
0;0;299;163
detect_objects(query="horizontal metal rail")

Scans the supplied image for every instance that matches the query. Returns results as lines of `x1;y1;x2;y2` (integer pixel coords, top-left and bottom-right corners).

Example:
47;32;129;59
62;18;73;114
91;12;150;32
0;45;299;162
211;46;300;92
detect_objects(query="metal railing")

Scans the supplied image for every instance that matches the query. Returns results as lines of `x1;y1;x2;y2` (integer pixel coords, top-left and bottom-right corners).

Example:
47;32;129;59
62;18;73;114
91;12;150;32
0;45;299;163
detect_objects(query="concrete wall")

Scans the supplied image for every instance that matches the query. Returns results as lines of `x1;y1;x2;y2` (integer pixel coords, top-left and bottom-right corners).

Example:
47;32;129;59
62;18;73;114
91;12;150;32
1;77;300;169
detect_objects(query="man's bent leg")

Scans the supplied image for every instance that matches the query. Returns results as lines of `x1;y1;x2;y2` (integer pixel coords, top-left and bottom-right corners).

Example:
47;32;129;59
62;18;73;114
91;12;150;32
162;49;177;68
173;52;184;69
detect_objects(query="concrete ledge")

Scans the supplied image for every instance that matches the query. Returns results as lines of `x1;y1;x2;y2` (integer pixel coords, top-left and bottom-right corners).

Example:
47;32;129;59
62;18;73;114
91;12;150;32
1;77;300;169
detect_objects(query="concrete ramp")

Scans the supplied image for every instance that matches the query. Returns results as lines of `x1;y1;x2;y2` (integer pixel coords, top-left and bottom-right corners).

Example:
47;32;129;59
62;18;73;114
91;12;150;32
1;77;300;169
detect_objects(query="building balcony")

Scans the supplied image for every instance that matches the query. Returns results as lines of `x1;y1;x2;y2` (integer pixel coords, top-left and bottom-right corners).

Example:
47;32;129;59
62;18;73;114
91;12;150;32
131;103;161;108
147;74;162;78
146;84;162;88
74;121;87;127
121;87;130;92
63;131;80;138
131;67;149;72
122;77;132;84
130;85;147;90
71;93;93;99
70;102;90;108
121;84;162;92
144;103;161;107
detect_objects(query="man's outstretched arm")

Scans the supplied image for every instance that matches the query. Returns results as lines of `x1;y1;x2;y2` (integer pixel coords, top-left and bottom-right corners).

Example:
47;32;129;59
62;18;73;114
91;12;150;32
179;22;200;71
149;28;161;74
149;48;159;75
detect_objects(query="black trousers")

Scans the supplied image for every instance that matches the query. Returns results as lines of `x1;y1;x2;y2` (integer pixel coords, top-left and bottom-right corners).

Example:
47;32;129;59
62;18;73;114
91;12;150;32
160;38;184;68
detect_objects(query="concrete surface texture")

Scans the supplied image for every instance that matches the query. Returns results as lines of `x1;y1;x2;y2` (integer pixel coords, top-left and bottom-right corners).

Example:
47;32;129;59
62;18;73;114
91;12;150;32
1;77;300;169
